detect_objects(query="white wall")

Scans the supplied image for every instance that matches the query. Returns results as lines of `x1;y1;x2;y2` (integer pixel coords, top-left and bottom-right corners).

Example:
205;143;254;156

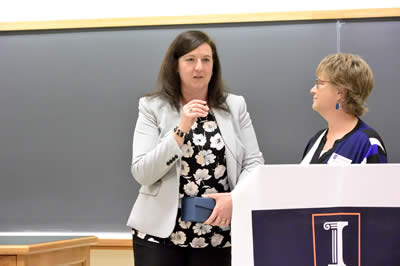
1;0;399;22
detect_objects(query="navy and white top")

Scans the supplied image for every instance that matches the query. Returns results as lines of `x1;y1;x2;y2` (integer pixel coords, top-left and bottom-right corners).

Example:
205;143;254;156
301;119;387;164
132;113;231;248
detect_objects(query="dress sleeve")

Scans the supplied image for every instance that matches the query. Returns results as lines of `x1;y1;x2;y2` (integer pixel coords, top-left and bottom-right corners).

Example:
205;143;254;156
361;128;388;164
364;142;388;163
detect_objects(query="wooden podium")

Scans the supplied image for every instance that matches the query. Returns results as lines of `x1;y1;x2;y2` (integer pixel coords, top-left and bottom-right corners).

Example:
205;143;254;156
0;236;97;266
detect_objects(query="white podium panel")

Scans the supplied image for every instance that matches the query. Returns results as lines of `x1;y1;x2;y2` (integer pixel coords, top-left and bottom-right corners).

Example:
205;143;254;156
232;164;400;266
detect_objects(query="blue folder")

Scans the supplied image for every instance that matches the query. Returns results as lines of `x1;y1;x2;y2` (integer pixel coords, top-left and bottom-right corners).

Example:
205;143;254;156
181;197;216;222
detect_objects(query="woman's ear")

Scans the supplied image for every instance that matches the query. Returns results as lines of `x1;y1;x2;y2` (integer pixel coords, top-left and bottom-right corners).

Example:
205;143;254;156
337;87;348;101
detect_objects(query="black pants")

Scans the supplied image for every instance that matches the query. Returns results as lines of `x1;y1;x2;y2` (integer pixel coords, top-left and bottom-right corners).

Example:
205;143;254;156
132;235;231;266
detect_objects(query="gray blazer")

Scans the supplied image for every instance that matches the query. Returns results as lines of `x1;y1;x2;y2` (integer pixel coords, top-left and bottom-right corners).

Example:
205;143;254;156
126;93;264;238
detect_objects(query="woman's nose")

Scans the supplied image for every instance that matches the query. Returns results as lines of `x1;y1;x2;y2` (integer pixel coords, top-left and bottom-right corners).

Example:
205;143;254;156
194;59;203;71
310;85;317;95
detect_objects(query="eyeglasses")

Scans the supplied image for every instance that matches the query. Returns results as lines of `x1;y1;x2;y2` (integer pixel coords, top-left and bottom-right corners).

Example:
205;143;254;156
315;78;332;89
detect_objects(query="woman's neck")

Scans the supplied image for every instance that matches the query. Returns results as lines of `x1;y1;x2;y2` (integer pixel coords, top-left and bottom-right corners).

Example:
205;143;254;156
325;111;358;139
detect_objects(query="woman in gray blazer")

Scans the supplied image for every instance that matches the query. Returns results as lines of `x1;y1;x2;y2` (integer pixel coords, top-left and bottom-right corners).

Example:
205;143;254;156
127;30;264;266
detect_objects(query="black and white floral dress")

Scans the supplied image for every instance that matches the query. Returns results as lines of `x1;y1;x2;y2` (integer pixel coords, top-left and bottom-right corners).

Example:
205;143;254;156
132;113;231;248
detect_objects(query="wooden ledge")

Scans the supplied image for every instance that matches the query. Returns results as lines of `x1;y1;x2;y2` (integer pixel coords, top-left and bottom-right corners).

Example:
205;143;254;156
0;236;98;255
92;239;132;250
1;8;399;31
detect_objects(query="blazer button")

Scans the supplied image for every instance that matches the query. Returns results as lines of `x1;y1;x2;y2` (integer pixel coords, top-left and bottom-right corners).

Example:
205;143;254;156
166;161;170;166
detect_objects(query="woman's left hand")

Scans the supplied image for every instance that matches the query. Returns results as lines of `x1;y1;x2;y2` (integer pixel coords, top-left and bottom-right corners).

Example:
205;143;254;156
202;192;232;227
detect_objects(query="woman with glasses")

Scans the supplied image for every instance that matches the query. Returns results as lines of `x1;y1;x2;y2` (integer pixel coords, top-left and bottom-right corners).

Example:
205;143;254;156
301;53;387;164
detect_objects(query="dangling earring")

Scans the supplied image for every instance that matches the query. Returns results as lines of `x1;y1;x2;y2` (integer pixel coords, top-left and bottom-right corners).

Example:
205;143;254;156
336;102;340;110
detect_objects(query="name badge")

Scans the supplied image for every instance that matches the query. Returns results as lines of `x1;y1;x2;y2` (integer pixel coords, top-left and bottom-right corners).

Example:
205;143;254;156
327;152;352;165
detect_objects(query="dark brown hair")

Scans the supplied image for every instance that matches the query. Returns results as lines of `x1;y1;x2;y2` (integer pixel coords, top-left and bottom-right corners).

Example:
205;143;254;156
147;30;228;111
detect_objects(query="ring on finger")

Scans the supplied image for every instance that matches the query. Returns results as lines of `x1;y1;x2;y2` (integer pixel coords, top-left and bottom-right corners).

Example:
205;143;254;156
189;107;193;112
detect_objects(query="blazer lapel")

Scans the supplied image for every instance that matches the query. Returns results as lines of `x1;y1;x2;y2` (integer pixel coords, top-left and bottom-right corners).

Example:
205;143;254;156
212;108;238;188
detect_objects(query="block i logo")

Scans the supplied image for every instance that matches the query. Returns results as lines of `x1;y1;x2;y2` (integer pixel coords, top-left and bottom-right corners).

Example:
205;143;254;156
312;213;360;266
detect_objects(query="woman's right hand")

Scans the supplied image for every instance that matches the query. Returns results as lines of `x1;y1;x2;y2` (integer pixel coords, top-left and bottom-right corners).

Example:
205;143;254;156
178;100;209;133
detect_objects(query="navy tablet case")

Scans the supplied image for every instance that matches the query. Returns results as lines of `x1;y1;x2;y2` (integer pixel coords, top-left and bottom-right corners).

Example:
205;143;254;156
181;197;216;222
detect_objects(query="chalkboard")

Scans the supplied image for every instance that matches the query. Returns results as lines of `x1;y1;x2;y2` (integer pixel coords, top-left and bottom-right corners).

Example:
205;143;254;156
1;18;399;233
